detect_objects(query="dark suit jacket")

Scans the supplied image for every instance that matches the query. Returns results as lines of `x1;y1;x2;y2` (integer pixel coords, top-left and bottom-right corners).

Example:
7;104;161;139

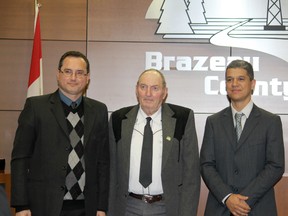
108;103;200;216
200;104;285;216
11;90;109;216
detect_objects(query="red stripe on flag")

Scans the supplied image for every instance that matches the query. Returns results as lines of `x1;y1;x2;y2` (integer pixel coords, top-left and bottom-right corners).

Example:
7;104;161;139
28;11;42;87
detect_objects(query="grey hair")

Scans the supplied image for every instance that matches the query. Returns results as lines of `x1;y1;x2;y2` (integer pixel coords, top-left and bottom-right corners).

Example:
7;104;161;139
137;68;167;88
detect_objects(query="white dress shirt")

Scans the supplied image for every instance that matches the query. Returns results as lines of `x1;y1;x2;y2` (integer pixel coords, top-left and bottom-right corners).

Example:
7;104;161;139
128;107;164;195
231;100;253;128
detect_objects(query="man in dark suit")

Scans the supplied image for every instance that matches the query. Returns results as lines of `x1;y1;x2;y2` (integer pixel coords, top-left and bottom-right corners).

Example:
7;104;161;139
108;69;200;216
200;60;285;216
11;51;109;216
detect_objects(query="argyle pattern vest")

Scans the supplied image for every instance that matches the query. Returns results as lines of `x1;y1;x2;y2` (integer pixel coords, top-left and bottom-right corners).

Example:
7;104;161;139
62;102;85;200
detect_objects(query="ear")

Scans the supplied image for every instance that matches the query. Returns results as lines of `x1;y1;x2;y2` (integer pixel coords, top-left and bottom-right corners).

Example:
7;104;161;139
135;85;138;96
86;73;91;82
163;87;168;99
56;71;60;81
251;79;256;90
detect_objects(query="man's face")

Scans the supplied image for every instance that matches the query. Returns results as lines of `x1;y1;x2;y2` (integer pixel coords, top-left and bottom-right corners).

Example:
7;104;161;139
136;71;168;116
57;56;90;100
226;67;255;105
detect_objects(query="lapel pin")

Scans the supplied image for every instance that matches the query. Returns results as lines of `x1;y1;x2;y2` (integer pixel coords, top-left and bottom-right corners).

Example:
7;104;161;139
166;136;171;141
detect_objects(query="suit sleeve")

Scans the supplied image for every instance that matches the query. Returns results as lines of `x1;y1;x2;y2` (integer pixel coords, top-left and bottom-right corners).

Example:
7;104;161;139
96;104;110;211
200;116;233;203
11;98;35;208
107;114;117;216
180;110;201;216
240;115;285;208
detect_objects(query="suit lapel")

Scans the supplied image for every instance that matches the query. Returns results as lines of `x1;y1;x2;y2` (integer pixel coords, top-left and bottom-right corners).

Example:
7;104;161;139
120;104;177;177
161;104;176;169
83;98;95;146
122;106;139;178
221;107;238;150
236;105;261;150
49;91;69;139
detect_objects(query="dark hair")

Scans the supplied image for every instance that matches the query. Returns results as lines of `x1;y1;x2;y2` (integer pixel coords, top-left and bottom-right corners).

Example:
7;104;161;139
226;59;254;80
58;51;90;73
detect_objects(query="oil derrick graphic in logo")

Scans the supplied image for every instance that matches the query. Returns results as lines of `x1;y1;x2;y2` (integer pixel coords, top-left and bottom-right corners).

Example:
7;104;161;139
265;0;286;30
146;0;288;63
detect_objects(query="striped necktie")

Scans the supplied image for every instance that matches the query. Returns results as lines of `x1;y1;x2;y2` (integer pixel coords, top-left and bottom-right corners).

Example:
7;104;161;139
235;113;244;142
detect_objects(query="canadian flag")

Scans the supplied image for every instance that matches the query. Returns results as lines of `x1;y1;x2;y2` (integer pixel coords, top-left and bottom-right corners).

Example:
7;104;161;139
27;0;43;98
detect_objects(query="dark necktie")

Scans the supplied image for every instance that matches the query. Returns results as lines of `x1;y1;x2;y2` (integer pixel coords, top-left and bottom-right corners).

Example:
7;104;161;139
71;102;77;109
235;113;243;142
139;117;153;188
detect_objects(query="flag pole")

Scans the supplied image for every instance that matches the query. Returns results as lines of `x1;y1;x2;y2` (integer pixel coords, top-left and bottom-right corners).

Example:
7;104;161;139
27;0;43;97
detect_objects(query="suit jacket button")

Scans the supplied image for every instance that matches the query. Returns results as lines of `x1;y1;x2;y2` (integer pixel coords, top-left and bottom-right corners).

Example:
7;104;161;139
61;185;66;191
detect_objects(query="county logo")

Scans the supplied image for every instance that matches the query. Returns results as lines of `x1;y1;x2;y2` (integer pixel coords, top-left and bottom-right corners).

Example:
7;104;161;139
145;0;288;62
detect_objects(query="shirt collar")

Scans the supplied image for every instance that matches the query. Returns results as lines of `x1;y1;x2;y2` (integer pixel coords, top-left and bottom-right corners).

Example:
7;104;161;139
58;90;83;108
231;100;253;118
137;106;162;124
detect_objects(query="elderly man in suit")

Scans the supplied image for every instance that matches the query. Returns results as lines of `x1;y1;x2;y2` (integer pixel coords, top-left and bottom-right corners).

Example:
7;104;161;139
200;59;285;216
11;51;109;216
108;69;200;216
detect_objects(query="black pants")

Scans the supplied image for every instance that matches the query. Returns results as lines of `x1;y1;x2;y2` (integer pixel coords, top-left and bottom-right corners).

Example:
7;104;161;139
60;200;85;216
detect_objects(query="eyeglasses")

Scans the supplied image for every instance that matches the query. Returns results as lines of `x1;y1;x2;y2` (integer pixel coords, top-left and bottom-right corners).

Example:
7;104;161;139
59;69;88;78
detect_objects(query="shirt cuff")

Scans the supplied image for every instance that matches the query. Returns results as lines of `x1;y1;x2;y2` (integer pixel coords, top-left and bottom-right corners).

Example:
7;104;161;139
222;193;232;204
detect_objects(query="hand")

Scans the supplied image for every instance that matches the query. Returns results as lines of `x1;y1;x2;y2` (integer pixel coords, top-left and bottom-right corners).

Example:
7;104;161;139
226;194;251;216
16;210;32;216
96;210;106;216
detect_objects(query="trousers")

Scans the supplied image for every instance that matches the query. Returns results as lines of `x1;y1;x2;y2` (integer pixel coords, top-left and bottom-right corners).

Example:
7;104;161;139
125;195;166;216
